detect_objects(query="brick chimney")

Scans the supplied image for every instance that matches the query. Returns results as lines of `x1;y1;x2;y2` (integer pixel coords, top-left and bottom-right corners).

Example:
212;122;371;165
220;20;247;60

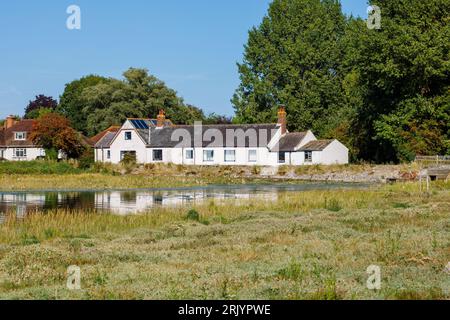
156;110;166;128
277;106;287;135
5;115;17;129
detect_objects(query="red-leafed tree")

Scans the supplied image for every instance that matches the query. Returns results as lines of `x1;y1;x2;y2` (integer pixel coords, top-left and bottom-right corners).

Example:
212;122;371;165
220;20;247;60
24;95;58;119
30;113;86;159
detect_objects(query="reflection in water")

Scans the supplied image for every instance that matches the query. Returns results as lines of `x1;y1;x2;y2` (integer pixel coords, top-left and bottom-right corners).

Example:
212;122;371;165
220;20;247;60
0;183;370;220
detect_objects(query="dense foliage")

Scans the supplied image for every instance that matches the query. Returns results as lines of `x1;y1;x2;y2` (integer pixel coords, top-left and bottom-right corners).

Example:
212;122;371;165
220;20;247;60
57;75;110;134
59;68;212;136
0;160;82;175
30;113;86;159
24;95;58;119
233;0;449;162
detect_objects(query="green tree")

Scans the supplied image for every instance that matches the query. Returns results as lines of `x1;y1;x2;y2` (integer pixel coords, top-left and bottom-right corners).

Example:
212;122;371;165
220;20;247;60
57;75;110;134
232;0;352;138
351;0;450;161
81;68;206;136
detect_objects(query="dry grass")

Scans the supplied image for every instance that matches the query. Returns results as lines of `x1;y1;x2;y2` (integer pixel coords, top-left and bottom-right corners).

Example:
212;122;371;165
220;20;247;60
0;162;417;191
0;182;449;300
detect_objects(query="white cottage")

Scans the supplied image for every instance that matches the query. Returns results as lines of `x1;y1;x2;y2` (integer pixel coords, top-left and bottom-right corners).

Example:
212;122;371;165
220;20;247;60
94;108;349;166
0;116;46;161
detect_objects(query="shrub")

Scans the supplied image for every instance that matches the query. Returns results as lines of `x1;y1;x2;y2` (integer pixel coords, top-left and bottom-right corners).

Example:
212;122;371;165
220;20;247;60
251;166;261;175
0;160;81;175
44;148;59;161
144;163;155;171
121;153;137;165
186;209;200;221
78;148;95;170
324;198;343;212
277;165;289;176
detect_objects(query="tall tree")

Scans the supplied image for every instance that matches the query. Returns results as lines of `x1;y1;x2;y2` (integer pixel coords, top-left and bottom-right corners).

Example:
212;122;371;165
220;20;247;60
232;0;351;138
351;0;450;162
81;68;206;136
24;95;58;119
57;75;110;134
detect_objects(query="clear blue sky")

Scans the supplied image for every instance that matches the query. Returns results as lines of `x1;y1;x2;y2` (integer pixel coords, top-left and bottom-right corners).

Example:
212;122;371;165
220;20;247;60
0;0;368;119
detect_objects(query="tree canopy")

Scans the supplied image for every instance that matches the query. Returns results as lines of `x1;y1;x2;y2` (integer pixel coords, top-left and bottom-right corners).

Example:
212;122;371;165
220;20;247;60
233;0;450;162
30;113;86;159
59;68;211;136
24;95;58;119
57;75;110;134
352;0;450;162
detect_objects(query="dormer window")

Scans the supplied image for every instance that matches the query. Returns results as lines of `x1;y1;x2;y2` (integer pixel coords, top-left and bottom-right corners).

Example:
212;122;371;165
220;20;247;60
14;132;27;141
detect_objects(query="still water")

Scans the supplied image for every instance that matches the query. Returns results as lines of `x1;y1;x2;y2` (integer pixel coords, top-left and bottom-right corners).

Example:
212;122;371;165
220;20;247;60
0;183;370;219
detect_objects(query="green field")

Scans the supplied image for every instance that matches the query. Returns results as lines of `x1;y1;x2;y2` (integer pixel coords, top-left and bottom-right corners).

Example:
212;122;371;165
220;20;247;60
0;182;448;300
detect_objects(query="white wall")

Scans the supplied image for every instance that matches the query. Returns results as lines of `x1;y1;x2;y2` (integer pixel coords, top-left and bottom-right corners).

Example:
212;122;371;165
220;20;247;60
95;148;112;163
290;140;349;165
96;123;349;167
299;131;317;148
1;147;45;161
320;140;349;165
108;128;147;164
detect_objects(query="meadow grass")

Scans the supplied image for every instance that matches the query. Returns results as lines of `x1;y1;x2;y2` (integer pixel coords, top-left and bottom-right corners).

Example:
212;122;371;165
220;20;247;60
0;161;417;191
0;160;82;175
0;182;448;300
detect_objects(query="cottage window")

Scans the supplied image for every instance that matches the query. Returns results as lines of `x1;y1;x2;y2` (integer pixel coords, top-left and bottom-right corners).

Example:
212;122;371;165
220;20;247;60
224;150;236;162
125;132;132;140
203;150;214;162
305;151;313;163
185;149;194;160
106;150;111;159
248;150;257;162
153;149;163;161
14;132;27;141
14;148;27;158
278;152;286;164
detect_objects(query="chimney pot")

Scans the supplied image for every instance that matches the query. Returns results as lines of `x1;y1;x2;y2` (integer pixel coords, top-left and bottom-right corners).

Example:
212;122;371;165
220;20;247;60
277;106;287;135
157;110;166;128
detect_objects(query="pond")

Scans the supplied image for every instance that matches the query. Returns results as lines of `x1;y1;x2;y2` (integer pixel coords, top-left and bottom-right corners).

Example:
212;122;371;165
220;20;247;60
0;183;371;219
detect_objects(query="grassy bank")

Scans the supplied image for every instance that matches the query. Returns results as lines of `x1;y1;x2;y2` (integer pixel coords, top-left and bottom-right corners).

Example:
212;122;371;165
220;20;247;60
0;161;415;191
0;182;448;299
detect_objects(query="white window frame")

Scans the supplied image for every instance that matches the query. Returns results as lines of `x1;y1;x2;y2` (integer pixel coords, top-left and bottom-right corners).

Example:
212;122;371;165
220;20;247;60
185;149;194;160
14;132;27;141
305;151;313;163
106;150;111;159
14;148;27;158
203;150;214;162
248;149;257;162
224;150;236;163
124;131;132;141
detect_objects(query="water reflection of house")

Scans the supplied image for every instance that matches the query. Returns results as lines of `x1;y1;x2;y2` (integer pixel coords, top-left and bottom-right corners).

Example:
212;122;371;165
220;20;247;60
94;190;278;215
0;193;46;220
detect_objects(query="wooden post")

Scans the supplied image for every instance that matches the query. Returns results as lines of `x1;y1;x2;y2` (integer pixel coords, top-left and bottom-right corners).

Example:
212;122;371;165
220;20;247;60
426;175;430;193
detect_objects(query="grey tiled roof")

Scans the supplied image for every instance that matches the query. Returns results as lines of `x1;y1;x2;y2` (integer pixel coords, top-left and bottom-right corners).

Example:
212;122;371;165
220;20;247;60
135;124;279;148
94;132;117;148
271;132;308;152
299;140;334;151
